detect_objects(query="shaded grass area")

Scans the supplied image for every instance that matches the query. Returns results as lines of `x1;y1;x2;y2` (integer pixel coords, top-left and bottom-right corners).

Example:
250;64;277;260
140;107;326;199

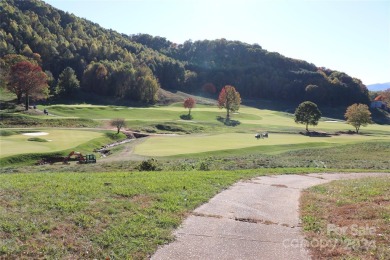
300;177;390;259
40;104;261;121
0;168;301;259
0;113;100;128
0;129;17;136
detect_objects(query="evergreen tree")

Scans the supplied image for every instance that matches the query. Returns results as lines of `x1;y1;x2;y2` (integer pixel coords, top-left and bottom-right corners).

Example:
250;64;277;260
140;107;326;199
55;67;80;97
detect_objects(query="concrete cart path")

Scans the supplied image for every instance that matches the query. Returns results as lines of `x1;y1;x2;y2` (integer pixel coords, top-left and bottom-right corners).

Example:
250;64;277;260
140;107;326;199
151;172;389;260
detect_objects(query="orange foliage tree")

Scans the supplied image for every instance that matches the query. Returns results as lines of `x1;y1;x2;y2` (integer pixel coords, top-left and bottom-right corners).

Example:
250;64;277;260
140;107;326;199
183;97;196;116
7;61;48;110
218;85;241;119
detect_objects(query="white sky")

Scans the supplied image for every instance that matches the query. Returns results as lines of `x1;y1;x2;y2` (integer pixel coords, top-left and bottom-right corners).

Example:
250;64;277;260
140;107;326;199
44;0;390;85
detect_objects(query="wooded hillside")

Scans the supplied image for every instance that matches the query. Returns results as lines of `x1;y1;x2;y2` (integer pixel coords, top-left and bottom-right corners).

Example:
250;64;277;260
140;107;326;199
1;0;369;106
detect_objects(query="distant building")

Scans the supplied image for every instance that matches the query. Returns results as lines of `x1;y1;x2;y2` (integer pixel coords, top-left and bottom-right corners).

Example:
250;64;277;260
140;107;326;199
370;95;387;110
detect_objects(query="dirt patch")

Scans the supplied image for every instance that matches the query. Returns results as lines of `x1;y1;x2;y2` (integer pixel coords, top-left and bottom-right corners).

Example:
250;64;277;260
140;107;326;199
130;194;155;209
301;177;390;260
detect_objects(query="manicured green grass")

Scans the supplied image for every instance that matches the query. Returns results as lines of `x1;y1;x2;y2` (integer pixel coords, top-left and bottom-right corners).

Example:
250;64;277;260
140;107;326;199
39;103;390;133
157;141;390;171
1;102;389;167
301;176;390;259
0;130;103;158
134;133;390;157
0;168;307;259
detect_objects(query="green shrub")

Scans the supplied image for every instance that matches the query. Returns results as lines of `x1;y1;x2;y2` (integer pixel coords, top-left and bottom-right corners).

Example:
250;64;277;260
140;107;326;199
104;132;126;140
137;158;160;171
155;123;185;132
27;137;48;142
0;130;16;136
198;161;210;171
180;114;193;120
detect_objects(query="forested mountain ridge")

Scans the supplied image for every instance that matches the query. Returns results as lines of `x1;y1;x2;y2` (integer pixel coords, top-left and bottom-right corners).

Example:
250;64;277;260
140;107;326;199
130;34;370;106
1;0;369;106
0;0;185;103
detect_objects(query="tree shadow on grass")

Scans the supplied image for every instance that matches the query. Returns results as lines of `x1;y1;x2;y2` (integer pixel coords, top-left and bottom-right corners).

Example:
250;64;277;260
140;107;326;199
180;114;193;120
216;116;241;126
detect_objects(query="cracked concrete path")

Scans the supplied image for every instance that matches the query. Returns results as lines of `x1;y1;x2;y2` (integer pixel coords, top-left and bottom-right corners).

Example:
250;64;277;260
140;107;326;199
151;172;389;260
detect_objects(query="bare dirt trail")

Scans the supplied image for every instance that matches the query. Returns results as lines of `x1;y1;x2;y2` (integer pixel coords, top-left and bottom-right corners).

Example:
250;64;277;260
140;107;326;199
151;172;389;260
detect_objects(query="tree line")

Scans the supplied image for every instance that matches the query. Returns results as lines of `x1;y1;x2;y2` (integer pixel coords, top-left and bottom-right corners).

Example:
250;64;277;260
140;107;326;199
1;0;370;107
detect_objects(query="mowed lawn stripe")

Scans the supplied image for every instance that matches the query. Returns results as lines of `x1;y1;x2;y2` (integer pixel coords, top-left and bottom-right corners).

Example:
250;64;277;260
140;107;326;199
133;133;390;157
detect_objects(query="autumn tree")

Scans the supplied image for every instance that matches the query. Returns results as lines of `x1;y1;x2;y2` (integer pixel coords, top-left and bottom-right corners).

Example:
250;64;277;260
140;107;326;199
109;118;126;134
218;85;241;119
202;83;217;95
183;97;196;117
344;103;372;133
55;67;80;97
0;54;37;90
294;101;322;132
7;61;48;110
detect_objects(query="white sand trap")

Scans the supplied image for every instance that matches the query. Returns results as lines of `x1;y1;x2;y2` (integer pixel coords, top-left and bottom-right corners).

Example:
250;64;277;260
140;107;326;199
22;132;49;136
325;120;340;123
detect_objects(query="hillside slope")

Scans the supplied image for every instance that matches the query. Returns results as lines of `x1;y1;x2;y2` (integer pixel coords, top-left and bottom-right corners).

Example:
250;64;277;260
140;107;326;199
1;0;369;106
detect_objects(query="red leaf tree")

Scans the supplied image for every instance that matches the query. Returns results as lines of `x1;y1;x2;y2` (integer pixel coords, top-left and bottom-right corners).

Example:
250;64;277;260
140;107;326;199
202;83;217;95
183;97;196;116
218;85;241;119
7;61;48;110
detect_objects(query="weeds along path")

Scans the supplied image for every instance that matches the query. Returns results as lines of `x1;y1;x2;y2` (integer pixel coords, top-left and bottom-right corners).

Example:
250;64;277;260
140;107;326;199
151;172;389;260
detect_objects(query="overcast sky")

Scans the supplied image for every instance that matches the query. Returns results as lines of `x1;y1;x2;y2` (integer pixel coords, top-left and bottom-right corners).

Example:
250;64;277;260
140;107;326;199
44;0;390;85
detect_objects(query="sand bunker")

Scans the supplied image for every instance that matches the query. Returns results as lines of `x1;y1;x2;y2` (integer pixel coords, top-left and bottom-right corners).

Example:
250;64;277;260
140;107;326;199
22;132;49;136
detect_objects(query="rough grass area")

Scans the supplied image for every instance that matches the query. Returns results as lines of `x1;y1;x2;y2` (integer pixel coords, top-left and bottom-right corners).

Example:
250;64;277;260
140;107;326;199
161;142;390;171
0;169;296;259
300;177;390;259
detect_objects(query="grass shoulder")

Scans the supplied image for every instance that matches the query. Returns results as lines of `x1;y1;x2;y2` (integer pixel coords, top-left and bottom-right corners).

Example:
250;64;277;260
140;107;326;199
0;168;297;258
300;176;390;259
